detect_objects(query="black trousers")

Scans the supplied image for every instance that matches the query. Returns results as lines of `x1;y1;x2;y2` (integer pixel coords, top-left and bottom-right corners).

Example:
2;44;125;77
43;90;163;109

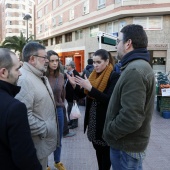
92;142;111;170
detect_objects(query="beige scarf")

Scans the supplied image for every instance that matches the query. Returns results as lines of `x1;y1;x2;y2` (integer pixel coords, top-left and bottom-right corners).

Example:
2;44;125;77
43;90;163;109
84;63;113;95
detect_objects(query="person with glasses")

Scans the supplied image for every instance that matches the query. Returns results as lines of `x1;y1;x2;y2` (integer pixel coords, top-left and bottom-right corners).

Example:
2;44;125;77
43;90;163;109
65;61;80;129
103;24;155;170
15;42;59;170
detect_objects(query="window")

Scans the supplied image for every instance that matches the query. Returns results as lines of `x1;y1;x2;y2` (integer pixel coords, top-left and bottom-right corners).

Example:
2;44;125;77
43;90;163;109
83;0;89;15
38;24;42;33
55;36;62;44
65;33;72;42
37;9;42;19
98;0;106;9
6;20;12;25
44;24;48;31
58;15;62;25
6;3;12;8
90;26;99;37
44;5;48;15
69;8;74;20
43;40;48;46
75;30;83;40
133;16;162;30
52;0;57;10
6;13;11;17
59;0;62;6
115;0;121;3
106;22;113;34
7;28;12;33
113;21;119;32
52;17;56;27
38;0;43;4
51;38;53;45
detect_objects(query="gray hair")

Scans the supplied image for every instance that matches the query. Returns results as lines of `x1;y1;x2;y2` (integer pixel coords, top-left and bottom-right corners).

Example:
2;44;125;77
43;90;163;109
22;42;46;62
0;48;15;71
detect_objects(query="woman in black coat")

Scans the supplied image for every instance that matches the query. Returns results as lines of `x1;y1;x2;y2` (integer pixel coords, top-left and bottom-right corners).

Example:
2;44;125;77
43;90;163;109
67;49;119;170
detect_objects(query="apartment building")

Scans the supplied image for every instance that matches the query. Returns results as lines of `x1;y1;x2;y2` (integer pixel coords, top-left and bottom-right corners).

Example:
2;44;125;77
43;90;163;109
35;0;170;73
0;0;35;41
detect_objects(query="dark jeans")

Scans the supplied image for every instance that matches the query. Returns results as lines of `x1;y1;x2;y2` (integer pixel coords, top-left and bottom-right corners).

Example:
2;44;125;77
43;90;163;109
92;142;111;170
67;102;78;126
54;107;64;163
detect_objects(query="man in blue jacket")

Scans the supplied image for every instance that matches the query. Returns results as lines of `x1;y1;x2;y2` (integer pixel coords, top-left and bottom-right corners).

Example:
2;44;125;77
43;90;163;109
103;24;155;170
0;48;42;170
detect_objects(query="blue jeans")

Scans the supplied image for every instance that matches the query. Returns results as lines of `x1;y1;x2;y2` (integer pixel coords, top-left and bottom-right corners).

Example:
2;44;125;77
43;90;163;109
53;107;64;163
110;147;143;170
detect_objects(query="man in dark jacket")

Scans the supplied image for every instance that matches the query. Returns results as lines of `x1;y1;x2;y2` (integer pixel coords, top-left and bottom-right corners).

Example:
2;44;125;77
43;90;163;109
82;58;94;78
65;61;80;129
103;24;155;169
0;48;42;170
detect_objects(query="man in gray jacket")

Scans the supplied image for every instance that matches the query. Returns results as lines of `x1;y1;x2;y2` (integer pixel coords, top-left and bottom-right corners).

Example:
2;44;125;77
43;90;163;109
15;42;58;170
103;24;155;169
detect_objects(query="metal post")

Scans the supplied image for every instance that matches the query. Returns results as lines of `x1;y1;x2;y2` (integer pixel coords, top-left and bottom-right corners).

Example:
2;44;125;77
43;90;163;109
23;14;32;42
26;20;28;41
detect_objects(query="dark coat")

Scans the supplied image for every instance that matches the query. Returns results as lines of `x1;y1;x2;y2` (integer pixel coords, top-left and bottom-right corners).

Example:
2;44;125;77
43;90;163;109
65;69;80;102
82;64;94;78
75;71;119;140
0;80;42;170
103;49;155;152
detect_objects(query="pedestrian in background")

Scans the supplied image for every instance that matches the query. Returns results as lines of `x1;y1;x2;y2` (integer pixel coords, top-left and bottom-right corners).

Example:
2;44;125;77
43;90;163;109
59;61;76;138
82;58;94;79
67;49;119;170
0;48;42;170
103;24;155;170
65;61;80;129
15;42;59;170
46;50;72;170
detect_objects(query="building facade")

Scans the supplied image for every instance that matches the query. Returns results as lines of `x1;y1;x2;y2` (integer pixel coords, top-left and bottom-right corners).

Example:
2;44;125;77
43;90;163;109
35;0;170;73
0;0;35;42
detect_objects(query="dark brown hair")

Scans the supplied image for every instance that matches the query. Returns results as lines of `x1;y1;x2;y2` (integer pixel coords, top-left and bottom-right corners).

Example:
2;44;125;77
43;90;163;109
46;50;60;77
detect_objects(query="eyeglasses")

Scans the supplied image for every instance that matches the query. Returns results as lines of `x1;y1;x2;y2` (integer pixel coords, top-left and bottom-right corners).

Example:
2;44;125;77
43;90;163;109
49;59;59;63
116;39;123;45
33;55;48;60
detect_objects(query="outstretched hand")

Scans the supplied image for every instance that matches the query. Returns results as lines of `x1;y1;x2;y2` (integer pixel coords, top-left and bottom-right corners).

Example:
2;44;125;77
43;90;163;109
66;73;76;88
75;75;92;91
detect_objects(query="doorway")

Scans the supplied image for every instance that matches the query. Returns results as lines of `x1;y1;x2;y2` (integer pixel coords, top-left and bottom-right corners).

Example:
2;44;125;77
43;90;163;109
74;55;81;72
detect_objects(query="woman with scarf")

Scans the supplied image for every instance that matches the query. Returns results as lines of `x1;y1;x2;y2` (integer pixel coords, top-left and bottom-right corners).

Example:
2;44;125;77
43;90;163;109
67;49;119;170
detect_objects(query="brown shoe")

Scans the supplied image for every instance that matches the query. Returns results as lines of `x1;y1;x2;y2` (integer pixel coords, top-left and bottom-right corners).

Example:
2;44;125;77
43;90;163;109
54;162;66;170
46;166;51;170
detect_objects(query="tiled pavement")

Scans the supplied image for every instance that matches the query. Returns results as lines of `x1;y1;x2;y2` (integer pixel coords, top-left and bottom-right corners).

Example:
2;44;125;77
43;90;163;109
48;100;170;170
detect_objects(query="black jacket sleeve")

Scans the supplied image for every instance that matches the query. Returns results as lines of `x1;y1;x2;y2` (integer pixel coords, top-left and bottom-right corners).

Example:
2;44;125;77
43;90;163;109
7;101;42;170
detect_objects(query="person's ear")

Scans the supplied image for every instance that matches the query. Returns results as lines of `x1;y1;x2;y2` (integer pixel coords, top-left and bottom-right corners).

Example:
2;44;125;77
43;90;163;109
0;68;8;79
125;39;133;50
28;56;36;65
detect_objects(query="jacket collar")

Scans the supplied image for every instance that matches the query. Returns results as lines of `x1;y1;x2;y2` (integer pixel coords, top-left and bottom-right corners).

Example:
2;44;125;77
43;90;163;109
22;62;44;78
0;80;21;97
120;48;150;70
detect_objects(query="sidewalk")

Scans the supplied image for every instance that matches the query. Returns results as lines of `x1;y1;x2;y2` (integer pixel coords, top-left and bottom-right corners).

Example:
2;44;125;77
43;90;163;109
48;103;170;170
